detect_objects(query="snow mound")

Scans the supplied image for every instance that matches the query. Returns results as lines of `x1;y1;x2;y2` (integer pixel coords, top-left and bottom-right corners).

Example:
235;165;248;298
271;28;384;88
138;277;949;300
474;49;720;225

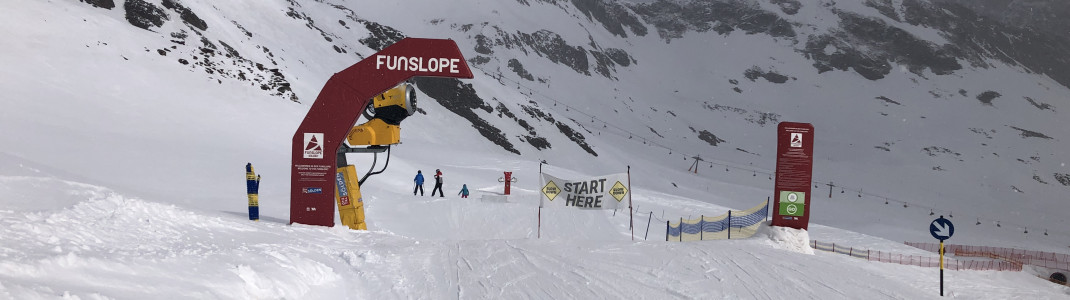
762;222;815;255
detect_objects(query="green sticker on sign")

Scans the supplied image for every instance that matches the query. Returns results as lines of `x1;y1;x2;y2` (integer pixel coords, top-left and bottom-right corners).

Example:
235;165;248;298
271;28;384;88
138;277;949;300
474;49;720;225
779;191;805;217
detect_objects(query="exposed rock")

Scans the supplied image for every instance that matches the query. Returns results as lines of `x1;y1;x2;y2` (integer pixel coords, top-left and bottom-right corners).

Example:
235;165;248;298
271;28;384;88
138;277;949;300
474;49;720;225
629;0;796;42
1034;173;1049;185
1025;97;1055;111
923;146;960;157
468;56;491;65
471;26;633;79
875;96;902;106
520;102;596;156
1055;173;1070;186
570;0;648;38
801;34;892;80
474;34;494;55
976;91;1001;106
508;59;534;81
698;130;726;146
124;0;169;31
938;0;1070;45
969;128;994;139
902;0;1070;90
803;10;961;80
360;20;406;51
864;0;900;21
520;30;590;76
1008;126;1053;139
79;0;115;9
649;127;664;138
770;0;802;15
555;121;597;156
162;0;208;31
603;48;634;67
414;78;520;155
743;66;789;83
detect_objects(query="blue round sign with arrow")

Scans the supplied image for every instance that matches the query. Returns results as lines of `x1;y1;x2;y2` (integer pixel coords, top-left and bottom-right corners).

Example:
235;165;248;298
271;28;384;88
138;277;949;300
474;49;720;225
929;216;954;241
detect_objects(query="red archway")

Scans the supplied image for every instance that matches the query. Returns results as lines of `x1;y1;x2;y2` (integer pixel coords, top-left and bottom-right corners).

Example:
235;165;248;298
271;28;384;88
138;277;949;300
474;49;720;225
290;38;473;227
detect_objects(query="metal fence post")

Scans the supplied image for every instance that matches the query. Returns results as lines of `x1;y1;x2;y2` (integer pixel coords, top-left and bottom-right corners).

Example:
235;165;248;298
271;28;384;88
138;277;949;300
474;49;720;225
665;221;669;242
700;215;704;241
727;211;732;240
644;211;653;240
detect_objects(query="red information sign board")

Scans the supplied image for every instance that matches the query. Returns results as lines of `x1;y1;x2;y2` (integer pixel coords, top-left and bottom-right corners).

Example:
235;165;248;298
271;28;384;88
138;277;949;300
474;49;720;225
771;122;815;230
290;38;473;227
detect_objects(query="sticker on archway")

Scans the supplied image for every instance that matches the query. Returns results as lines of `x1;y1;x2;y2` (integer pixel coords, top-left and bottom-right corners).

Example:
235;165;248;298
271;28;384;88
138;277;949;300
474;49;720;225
610;181;628;202
542;181;560;201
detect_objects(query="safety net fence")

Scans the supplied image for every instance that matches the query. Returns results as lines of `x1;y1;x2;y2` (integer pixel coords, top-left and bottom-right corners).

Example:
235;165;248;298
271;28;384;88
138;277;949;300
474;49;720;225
906;242;1070;272
666;199;768;241
811;240;1023;271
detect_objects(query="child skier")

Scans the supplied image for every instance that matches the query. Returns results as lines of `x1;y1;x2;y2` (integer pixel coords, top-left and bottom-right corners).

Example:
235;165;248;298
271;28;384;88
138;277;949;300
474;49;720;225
458;184;469;198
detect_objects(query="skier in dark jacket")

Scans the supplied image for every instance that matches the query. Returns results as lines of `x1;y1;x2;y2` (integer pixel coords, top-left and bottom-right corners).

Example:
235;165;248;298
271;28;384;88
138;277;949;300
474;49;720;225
458;184;469;198
413;170;424;196
431;169;444;197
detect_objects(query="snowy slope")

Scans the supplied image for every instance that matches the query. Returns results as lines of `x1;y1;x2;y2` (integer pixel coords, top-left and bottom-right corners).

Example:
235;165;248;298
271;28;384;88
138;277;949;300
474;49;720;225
2;163;1068;299
1;0;1069;298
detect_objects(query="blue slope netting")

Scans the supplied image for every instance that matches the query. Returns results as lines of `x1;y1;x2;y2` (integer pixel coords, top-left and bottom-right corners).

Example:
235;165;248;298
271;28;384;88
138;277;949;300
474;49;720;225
667;200;769;241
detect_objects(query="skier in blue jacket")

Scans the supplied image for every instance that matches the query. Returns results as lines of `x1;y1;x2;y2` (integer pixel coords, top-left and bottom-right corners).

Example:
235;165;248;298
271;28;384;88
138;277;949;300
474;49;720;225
458;184;470;198
413;170;425;196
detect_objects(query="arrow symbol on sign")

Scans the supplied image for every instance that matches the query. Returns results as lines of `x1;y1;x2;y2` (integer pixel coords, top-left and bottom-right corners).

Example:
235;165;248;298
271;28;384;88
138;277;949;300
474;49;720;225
932;220;951;237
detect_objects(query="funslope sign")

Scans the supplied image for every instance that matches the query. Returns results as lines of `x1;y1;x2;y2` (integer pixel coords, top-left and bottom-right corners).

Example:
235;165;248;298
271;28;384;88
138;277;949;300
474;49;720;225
540;173;629;210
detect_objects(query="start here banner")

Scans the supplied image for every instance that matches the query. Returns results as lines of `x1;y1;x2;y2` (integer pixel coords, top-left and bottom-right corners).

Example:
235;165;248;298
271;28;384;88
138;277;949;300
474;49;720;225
540;172;629;210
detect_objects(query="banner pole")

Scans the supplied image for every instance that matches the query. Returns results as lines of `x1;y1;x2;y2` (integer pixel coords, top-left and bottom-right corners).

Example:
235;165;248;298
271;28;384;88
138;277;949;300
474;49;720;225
538;162;543;239
628;165;634;241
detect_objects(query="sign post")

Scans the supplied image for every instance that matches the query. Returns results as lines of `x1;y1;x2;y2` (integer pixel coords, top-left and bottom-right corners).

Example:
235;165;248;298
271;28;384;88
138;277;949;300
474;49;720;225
929;215;955;296
771;122;815;230
498;172;517;195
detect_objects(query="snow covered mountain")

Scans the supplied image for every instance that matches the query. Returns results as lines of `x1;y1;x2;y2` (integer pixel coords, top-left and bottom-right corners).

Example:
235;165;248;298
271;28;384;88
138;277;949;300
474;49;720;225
2;0;1069;298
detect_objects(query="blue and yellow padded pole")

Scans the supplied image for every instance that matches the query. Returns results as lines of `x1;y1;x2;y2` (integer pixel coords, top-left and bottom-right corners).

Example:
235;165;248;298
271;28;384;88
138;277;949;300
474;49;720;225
335;165;367;230
246;163;260;221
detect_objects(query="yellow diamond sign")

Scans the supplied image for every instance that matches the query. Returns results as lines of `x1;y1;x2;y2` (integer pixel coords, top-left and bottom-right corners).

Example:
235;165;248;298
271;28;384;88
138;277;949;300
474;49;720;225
542;180;560;201
610;181;628;202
